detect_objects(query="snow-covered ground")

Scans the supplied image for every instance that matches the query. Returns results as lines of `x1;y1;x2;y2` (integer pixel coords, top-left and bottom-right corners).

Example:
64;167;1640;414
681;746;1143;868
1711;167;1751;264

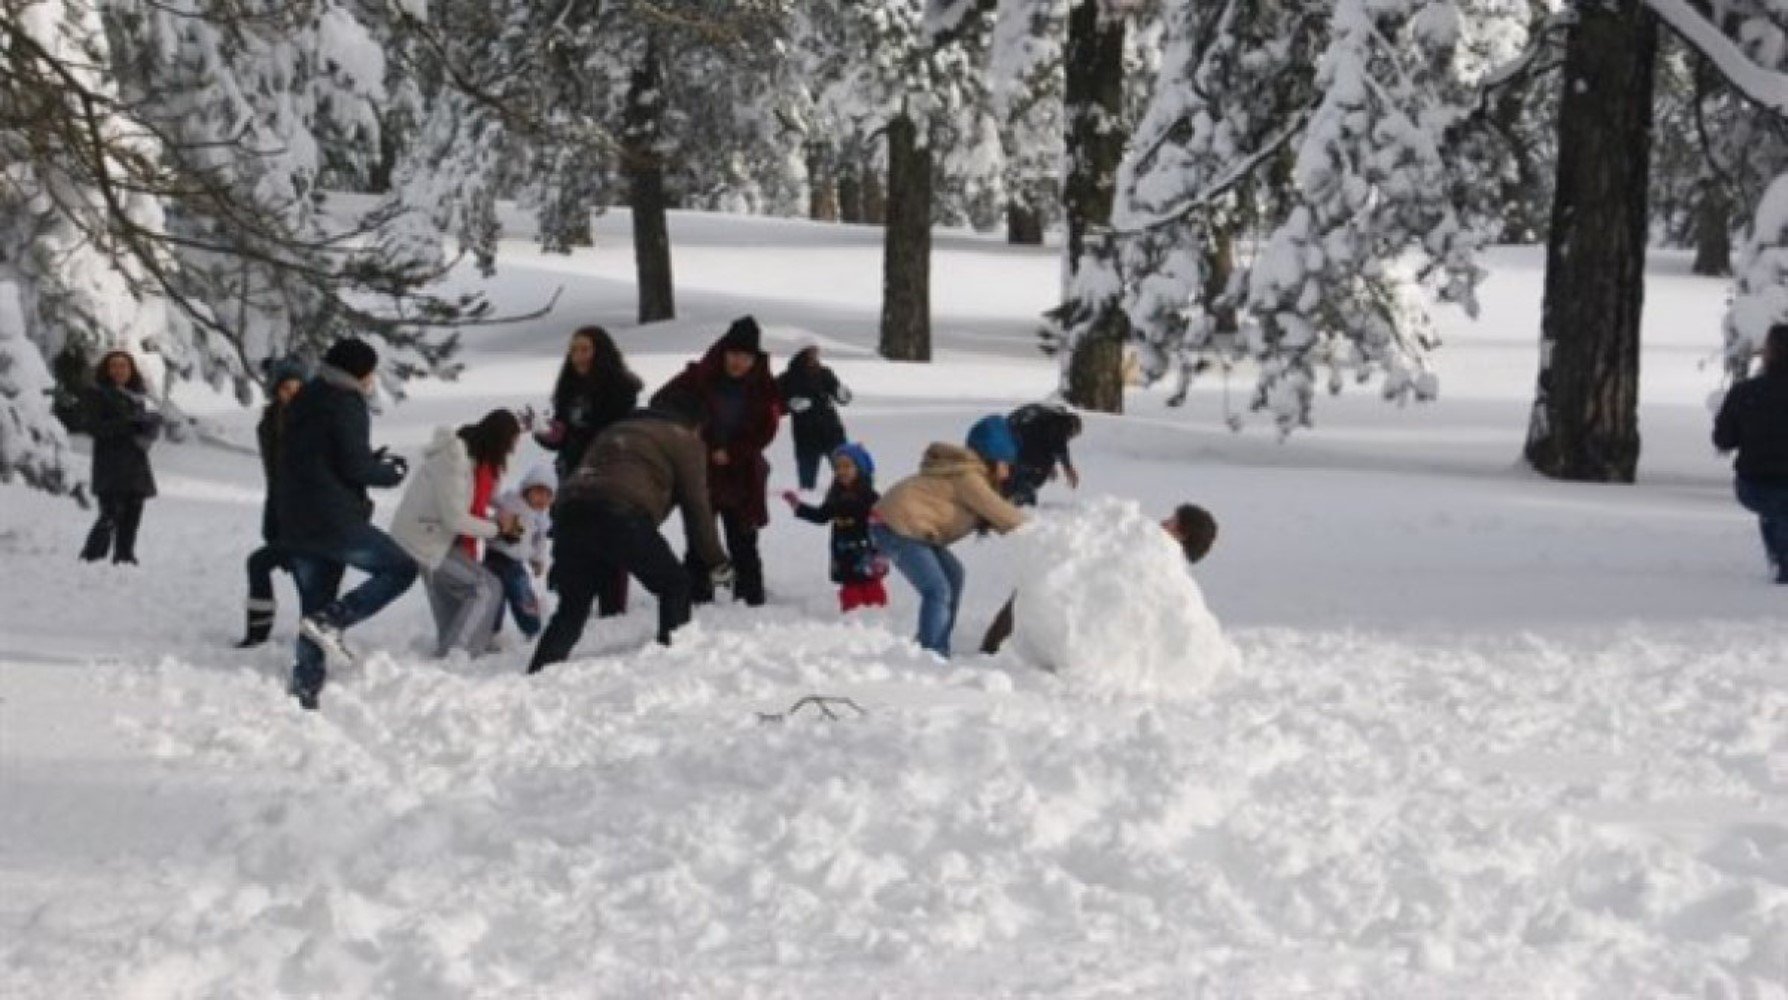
2;209;1784;997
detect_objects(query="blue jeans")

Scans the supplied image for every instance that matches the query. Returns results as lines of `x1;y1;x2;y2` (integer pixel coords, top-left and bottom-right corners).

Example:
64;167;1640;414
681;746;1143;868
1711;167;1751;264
1735;478;1788;581
287;522;419;696
872;524;964;657
484;551;542;637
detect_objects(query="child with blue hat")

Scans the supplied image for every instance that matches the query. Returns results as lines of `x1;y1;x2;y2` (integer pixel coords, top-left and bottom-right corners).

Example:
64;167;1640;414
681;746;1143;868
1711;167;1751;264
782;441;888;611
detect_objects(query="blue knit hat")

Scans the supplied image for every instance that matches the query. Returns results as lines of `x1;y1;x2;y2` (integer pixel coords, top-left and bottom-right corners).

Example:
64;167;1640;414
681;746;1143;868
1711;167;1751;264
831;441;875;480
265;357;306;390
965;415;1017;464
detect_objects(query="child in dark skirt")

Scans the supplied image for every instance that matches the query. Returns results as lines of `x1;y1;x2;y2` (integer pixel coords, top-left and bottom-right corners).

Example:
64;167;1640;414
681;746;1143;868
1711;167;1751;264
781;442;888;612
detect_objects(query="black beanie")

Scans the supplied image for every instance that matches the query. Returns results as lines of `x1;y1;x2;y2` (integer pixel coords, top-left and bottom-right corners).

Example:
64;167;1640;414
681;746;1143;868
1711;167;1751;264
323;338;378;380
649;385;706;427
718;316;762;356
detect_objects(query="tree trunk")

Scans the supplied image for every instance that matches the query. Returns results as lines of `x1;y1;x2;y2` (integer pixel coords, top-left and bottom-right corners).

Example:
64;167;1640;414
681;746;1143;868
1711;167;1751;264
1206;222;1239;335
1524;1;1657;483
879;113;931;362
1006;199;1043;245
808;144;840;222
624;40;675;324
838;158;864;223
1691;179;1732;276
1061;0;1129;414
861;160;888;225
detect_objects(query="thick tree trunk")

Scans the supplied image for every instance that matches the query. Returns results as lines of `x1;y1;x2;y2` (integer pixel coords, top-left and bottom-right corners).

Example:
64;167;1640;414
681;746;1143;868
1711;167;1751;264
861;161;888;226
1524;1;1657;483
1691;180;1733;276
879;113;931;362
1006;199;1044;245
808;144;840;222
624;40;675;324
837;159;864;223
1061;0;1129;414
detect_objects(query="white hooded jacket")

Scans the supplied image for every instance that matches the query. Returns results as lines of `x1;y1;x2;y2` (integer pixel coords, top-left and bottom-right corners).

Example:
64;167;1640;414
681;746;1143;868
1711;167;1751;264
390;426;500;570
487;463;554;566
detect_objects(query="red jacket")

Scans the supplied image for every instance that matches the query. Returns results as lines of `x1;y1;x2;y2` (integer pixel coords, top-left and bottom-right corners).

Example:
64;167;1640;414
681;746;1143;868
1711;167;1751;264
661;339;783;527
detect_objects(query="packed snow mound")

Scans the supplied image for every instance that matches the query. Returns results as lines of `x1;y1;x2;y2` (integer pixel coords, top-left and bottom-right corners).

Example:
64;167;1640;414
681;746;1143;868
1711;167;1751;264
1009;496;1238;696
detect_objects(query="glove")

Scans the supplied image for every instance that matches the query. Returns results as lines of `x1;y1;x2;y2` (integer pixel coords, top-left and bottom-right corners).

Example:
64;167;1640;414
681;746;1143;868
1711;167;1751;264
374;447;409;480
709;561;736;590
788;396;812;414
534;420;567;447
780;490;799;509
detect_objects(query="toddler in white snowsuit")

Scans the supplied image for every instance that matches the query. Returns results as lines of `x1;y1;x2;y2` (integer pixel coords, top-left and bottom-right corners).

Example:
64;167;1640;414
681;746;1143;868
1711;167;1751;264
484;464;555;638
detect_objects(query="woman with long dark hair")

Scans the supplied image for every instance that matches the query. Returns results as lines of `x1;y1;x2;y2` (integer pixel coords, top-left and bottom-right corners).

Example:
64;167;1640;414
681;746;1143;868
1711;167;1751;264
537;325;642;614
79;350;162;565
538;326;643;478
392;409;525;656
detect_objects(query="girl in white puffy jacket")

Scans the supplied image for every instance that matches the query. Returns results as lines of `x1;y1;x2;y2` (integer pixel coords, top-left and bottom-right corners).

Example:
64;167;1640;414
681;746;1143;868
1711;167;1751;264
391;410;523;656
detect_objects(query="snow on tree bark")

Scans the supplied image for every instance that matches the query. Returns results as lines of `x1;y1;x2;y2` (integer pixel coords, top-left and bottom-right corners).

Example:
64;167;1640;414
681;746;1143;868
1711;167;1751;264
1060;0;1131;414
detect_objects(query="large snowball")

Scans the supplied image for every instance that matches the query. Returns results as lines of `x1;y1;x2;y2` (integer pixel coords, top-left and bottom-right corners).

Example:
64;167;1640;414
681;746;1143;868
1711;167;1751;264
1008;497;1238;697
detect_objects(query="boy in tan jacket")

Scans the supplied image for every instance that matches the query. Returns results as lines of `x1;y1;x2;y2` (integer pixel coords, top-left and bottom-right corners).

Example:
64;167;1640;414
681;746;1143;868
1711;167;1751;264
872;415;1027;657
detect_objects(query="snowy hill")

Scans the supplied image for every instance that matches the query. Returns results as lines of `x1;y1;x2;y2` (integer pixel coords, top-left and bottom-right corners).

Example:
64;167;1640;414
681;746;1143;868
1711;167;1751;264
2;209;1784;997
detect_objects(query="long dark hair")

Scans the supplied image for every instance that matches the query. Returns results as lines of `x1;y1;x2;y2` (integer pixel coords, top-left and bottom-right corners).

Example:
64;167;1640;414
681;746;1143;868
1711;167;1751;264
459;409;523;472
553;326;642;412
93;350;146;393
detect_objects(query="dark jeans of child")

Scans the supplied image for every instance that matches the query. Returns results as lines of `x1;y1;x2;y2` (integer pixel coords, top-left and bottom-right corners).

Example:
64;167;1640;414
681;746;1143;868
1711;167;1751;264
1735;477;1788;582
795;444;827;491
81;493;147;563
980;595;1016;654
483;550;542;637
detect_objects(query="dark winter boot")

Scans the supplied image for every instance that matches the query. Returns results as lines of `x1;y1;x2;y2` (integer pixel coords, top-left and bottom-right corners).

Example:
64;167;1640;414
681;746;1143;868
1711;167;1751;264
236;600;275;648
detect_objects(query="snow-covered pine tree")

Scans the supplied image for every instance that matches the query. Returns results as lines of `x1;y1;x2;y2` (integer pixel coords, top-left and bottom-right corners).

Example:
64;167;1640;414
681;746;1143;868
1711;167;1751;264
1113;0;1505;433
989;0;1067;244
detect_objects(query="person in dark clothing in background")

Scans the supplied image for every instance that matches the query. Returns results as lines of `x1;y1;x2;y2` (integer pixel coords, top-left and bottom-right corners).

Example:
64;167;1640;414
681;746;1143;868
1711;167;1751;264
277;338;417;709
1713;323;1788;583
660;315;782;606
780;441;886;613
1005;402;1083;507
236;359;307;646
776;339;852;491
528;387;734;672
79;350;161;565
535;325;644;615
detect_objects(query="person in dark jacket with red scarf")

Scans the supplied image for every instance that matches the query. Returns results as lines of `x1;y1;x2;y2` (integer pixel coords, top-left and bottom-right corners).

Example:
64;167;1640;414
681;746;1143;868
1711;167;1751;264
1714;324;1788;583
659;316;782;606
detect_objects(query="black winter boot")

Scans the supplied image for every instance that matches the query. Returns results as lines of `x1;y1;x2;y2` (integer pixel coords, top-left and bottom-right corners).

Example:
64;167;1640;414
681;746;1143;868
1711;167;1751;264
236;600;275;647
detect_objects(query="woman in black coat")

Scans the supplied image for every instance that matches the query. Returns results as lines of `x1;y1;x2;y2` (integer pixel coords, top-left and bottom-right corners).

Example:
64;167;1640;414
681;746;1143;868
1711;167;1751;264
535;325;643;611
79;350;161;564
237;360;307;645
776;341;851;491
537;326;643;479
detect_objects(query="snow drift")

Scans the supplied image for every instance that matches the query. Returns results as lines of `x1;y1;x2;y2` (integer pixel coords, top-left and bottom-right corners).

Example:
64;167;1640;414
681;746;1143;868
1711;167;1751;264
1008;497;1239;696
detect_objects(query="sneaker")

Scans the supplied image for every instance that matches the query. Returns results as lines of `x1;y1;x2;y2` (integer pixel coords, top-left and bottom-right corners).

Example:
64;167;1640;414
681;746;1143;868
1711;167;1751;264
299;613;355;667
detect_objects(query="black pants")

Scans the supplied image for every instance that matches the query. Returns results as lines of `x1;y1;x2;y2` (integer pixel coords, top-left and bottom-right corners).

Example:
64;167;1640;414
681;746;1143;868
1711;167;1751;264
245;543;290;604
795;443;828;491
530;506;692;672
686;508;764;606
81;494;147;563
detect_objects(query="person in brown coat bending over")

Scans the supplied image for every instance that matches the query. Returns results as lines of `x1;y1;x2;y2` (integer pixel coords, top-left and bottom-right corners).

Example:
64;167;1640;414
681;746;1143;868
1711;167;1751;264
871;415;1028;658
527;387;734;673
659;315;783;606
